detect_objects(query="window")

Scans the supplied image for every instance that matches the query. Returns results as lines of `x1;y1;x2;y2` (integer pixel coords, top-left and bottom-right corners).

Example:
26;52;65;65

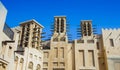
44;52;49;58
43;68;48;70
53;62;58;66
43;62;48;67
88;23;92;36
39;57;41;61
0;62;7;70
14;56;19;70
28;62;33;70
60;62;65;66
30;53;33;58
96;42;100;49
110;39;114;47
61;18;64;33
78;50;85;66
20;58;24;70
53;68;65;70
36;64;40;70
8;46;12;57
56;18;59;33
60;47;64;58
88;50;95;67
54;47;58;58
34;55;37;60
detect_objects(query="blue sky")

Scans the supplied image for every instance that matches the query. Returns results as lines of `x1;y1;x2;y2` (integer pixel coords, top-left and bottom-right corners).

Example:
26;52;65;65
1;0;120;40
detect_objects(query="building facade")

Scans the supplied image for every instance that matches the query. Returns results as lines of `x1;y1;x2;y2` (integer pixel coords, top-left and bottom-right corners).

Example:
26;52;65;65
13;20;44;70
1;1;120;70
43;16;73;70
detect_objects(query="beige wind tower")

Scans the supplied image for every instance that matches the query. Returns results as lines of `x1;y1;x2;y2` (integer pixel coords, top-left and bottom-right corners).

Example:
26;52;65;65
74;20;100;70
43;16;73;70
51;16;68;42
81;20;93;39
19;20;44;50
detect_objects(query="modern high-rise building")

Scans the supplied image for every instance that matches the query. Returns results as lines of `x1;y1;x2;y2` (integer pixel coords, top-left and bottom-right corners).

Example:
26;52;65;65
1;1;120;70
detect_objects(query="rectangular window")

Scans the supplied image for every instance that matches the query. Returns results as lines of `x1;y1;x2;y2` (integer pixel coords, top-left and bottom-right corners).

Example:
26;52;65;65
53;68;65;70
110;39;114;47
88;50;95;67
60;62;65;66
43;62;48;67
60;47;64;58
54;47;58;58
78;50;85;66
43;68;48;70
44;52;49;58
8;46;12;57
96;42;100;49
53;62;58;66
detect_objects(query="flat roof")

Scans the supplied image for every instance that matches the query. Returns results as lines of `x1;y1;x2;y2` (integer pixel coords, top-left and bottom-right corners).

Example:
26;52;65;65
54;16;66;18
81;20;92;21
20;19;44;28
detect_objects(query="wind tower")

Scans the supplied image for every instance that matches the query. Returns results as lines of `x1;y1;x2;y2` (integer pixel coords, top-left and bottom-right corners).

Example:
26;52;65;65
81;20;94;39
19;20;44;50
51;16;68;42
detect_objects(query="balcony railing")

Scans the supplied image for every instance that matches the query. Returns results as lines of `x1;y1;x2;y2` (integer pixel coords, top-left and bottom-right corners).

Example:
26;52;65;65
3;23;14;40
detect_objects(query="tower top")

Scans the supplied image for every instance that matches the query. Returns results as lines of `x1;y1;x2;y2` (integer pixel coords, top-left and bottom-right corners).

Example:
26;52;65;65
51;16;68;42
20;19;44;28
81;20;93;37
54;16;66;18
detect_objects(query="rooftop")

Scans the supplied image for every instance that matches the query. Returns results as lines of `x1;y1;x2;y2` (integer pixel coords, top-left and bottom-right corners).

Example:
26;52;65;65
20;19;44;28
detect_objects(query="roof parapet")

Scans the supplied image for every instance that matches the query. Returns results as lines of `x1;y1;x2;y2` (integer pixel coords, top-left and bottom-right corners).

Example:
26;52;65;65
20;19;44;28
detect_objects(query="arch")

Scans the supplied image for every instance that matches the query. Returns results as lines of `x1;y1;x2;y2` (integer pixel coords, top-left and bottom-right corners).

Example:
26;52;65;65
20;58;24;70
28;62;33;70
36;64;41;70
14;56;19;70
15;56;19;62
29;53;33;58
20;58;24;63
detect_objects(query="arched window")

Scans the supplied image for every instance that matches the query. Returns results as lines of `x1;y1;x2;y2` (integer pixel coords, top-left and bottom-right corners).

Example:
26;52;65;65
0;62;7;70
28;62;33;70
29;53;33;58
20;58;24;70
8;46;12;57
36;64;40;70
14;56;19;70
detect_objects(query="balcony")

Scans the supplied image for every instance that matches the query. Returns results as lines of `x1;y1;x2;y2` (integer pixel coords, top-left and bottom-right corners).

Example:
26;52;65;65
3;23;14;40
